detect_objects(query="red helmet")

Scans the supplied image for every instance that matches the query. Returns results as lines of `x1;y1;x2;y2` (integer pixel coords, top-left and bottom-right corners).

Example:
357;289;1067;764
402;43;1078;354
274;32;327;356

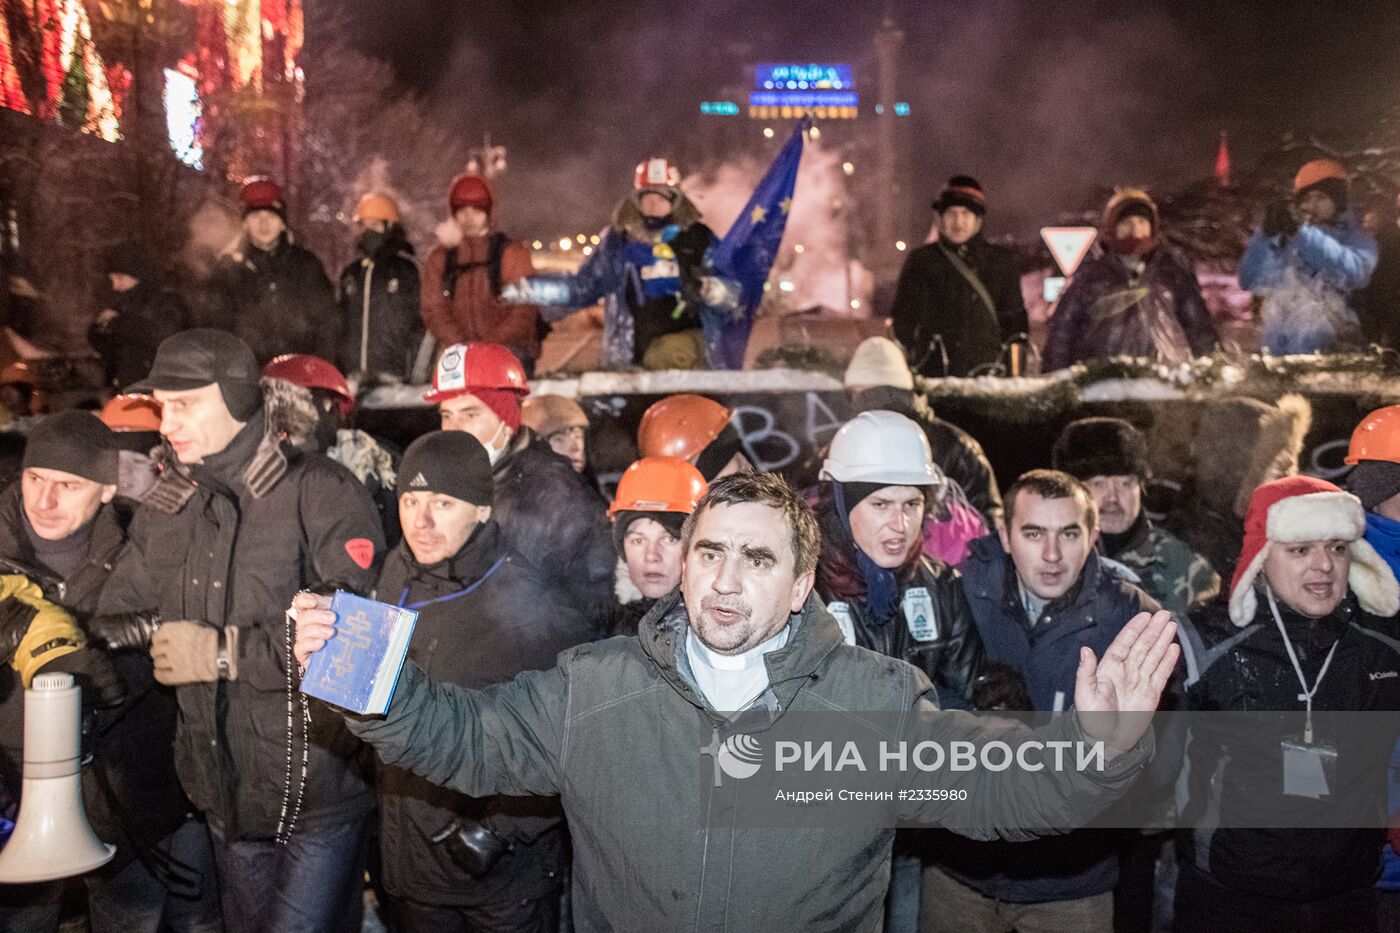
262;354;353;415
99;394;163;433
239;177;285;215
448;173;494;215
424;343;530;404
637;394;731;462
634;157;681;191
609;457;708;517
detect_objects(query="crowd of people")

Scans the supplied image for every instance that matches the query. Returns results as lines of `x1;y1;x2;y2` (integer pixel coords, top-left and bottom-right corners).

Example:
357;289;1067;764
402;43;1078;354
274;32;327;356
0;154;1398;933
82;153;1400;392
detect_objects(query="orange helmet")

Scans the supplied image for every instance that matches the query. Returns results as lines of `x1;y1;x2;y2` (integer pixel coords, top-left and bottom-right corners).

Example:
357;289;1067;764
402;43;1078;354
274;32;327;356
1294;158;1348;194
637;394;731;462
353;192;400;224
99;394;163;433
424;343;530;404
263;354;354;415
1347;406;1400;465
610;457;708;517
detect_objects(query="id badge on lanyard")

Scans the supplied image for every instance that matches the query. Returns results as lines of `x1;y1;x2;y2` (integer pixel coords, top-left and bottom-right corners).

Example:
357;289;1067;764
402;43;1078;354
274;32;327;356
1267;586;1340;799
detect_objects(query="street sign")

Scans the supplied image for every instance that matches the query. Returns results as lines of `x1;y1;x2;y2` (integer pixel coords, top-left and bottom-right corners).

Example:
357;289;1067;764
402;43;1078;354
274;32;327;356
1040;227;1098;277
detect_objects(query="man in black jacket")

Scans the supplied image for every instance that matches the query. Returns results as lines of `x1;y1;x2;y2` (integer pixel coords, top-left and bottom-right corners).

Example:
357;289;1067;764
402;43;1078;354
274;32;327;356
97;329;385;933
337;192;426;385
1176;475;1400;933
202;178;339;365
0;412;218;932
89;242;189;393
368;430;596;932
891;176;1028;377
428;342;615;617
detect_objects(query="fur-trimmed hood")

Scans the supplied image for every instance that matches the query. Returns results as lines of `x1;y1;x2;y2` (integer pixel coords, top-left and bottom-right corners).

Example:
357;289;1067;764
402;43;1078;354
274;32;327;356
612;189;703;242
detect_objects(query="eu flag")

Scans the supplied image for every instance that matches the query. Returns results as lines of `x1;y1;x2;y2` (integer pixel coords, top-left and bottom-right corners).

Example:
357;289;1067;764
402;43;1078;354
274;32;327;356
704;119;808;369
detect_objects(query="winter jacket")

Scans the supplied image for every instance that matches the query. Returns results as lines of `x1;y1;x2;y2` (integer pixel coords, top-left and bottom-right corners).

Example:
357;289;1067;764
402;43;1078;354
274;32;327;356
344;588;1153;932
512;193;739;368
0;487;186;870
891;235;1028;377
97;409;385;839
371;520;595;907
201;233;339;366
944;535;1169;903
421;229;540;371
1177;592;1400;902
1238;215;1378;355
847;385;1004;529
337;227;425;381
1042;245;1216;372
492;428;615;619
88;282;189;392
1102;514;1219;617
817;554;985;710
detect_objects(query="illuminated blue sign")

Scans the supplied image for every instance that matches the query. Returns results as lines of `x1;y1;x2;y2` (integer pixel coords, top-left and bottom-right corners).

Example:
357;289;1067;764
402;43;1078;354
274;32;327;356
749;91;858;108
701;101;741;115
755;63;854;91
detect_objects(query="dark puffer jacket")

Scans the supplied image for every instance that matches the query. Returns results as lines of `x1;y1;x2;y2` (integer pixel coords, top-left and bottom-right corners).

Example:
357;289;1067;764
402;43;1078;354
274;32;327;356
0;486;185;870
491;428;615;618
891;234;1028;377
344;589;1153;932
1042;245;1216;371
371;520;597;906
97;409;384;839
201;233;338;365
1177;593;1400;903
337;226;424;381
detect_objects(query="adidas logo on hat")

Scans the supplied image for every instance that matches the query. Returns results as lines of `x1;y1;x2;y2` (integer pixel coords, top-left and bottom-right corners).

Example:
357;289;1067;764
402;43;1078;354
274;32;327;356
409;472;428;487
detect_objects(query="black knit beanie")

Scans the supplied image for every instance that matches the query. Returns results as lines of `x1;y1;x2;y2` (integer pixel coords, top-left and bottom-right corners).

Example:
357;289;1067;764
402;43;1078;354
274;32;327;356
398;430;493;506
23;411;119;485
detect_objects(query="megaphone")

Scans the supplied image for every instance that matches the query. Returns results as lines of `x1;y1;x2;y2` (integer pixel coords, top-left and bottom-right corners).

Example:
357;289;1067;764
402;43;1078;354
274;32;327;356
0;671;115;883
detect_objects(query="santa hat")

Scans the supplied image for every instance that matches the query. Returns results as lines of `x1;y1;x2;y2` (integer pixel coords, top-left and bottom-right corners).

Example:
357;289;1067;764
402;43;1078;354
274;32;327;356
1228;475;1399;626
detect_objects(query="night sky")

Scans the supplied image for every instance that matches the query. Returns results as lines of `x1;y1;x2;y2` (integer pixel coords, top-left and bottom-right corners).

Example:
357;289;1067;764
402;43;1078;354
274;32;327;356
336;0;1400;239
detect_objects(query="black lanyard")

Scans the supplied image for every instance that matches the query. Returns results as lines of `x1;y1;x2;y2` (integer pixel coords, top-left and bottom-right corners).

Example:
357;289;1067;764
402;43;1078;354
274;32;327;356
397;555;507;610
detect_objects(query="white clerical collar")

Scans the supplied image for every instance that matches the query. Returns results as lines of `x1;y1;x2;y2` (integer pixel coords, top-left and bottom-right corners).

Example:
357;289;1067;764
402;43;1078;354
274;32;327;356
685;623;792;712
686;624;790;672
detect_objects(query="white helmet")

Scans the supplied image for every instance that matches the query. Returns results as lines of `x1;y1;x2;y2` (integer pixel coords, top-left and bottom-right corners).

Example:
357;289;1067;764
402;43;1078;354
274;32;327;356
820;411;942;487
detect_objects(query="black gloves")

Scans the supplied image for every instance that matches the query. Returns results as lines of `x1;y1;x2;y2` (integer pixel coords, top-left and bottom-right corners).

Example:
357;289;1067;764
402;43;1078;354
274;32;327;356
86;611;162;651
1262;199;1301;239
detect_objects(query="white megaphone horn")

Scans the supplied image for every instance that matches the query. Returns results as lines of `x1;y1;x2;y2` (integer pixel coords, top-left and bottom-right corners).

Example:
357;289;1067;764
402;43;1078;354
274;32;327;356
0;671;115;883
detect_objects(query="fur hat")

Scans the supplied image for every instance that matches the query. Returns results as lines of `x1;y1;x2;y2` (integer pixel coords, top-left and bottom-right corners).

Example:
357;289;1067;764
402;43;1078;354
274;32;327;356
1228;475;1398;626
1052;417;1150;481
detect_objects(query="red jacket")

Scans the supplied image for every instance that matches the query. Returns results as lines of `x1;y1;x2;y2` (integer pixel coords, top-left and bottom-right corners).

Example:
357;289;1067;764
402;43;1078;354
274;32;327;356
420;230;540;362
